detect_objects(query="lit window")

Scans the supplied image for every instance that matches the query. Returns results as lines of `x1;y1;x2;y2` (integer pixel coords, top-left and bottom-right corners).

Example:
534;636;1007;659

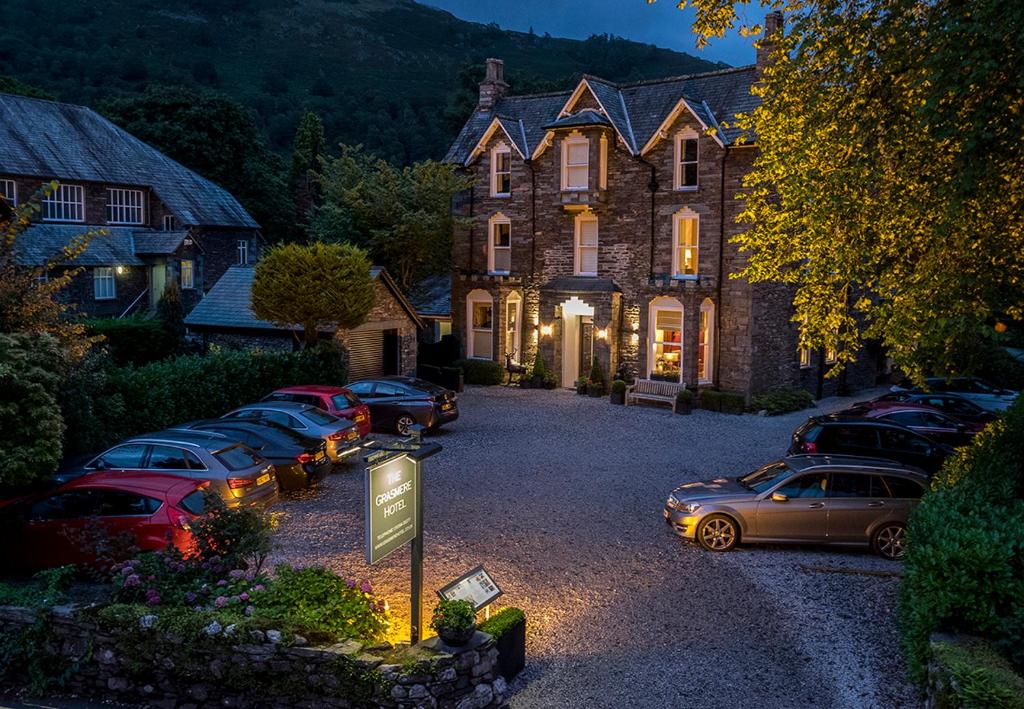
237;239;250;265
505;293;522;361
162;215;179;231
491;145;511;197
649;298;683;382
0;179;15;205
107;188;145;224
574;212;598;276
466;290;493;360
562;134;589;191
672;209;699;278
488;214;511;274
799;316;812;368
675;129;699;190
42;184;84;222
699;299;715;383
825;344;838;365
93;267;116;300
181;259;195;289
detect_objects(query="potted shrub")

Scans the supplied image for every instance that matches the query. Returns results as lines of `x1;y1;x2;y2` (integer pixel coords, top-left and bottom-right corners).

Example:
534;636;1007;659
575;376;588;395
610;379;627;405
675;388;694;414
526;351;550;389
586;357;607;397
479;607;526;681
431;598;477;647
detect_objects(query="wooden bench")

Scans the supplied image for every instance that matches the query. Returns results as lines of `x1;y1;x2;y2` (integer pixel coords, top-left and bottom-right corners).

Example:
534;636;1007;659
626;378;687;412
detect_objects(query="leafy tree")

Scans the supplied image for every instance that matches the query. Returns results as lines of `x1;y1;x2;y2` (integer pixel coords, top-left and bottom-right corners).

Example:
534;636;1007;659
659;0;1024;380
289;111;326;237
251;242;374;347
0;75;53;99
313;145;471;291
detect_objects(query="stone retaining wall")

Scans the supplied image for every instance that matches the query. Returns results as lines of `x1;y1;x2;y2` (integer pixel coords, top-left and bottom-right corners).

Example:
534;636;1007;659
0;606;508;709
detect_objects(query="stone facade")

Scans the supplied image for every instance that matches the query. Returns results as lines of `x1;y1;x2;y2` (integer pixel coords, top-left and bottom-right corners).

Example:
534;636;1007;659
0;606;509;709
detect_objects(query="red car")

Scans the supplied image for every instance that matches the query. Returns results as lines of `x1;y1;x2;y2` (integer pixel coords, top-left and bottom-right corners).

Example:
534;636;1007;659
839;402;984;447
261;385;372;438
0;473;206;575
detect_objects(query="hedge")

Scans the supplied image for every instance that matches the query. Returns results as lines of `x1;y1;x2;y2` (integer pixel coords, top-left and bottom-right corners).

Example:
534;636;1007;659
698;389;746;414
750;386;816;415
86;316;177;366
930;637;1024;709
454;358;504;386
899;399;1024;682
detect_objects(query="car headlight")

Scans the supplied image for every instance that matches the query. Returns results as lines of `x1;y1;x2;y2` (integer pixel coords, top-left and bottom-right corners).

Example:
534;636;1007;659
668;497;702;514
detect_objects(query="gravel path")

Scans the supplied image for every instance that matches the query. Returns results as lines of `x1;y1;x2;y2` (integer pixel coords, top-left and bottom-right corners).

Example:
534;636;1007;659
271;385;920;709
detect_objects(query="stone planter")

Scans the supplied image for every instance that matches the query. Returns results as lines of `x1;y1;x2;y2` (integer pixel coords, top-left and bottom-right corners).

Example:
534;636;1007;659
493;617;526;682
576;383;588;395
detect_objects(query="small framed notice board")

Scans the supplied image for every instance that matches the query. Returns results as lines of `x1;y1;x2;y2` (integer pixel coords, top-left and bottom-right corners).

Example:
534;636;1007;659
437;565;502;611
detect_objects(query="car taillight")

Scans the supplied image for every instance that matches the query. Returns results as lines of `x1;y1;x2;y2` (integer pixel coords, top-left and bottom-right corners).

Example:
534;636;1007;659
328;430;343;441
227;477;255;489
296;452;314;464
800;441;818;454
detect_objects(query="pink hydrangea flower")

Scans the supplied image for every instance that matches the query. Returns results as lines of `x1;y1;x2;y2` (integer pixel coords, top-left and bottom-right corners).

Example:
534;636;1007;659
215;596;228;608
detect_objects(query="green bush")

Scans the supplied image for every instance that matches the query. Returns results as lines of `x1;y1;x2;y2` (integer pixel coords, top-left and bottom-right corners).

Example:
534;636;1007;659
750;386;816;415
430;598;476;635
699;389;746;414
930;638;1024;709
610;379;627;395
587;357;607;395
454;358;504;385
85;316;176;366
899;400;1024;681
478;607;525;639
676;389;694;406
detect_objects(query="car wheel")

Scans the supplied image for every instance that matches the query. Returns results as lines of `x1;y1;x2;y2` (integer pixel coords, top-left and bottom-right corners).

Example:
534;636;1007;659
873;522;907;560
395;414;417;436
696;514;739;552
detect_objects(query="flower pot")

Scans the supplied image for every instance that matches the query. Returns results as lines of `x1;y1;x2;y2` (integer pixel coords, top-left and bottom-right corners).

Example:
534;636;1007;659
609;390;625;405
576;384;588;395
493;617;526;681
675;400;692;415
438;624;477;647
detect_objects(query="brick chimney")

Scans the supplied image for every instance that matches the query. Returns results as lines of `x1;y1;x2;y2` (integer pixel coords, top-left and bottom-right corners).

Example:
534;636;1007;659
756;12;784;71
478;58;509;112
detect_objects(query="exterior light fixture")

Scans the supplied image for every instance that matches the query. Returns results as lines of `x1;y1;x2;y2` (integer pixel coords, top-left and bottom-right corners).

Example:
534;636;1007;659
631;333;639;345
540;324;553;337
115;265;125;275
596;328;608;340
632;321;640;332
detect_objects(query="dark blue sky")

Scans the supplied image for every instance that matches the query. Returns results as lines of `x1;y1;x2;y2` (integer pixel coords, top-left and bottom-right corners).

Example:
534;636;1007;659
423;0;762;67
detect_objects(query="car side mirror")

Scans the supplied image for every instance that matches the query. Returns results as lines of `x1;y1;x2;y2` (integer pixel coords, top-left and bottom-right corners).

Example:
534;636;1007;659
771;492;789;502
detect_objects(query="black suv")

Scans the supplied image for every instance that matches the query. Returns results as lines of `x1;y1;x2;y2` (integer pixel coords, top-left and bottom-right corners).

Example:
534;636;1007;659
789;415;953;475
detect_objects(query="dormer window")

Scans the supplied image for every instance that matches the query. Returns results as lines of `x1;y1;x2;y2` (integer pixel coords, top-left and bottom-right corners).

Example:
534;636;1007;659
42;183;84;222
674;129;699;191
561;134;589;191
490;144;511;197
162;215;179;231
488;213;511;275
0;179;15;205
107;188;145;225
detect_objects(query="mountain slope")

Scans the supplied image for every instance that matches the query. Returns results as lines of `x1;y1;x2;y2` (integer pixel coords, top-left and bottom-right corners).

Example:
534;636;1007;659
0;0;726;162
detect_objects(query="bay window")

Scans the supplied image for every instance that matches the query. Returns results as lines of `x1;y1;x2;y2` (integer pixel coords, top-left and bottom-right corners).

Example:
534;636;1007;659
699;299;715;383
649;297;684;382
562;134;589;191
488;214;511;275
466;290;494;360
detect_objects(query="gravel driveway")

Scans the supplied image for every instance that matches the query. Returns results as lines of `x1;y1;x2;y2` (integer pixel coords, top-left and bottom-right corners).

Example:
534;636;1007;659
271;385;920;709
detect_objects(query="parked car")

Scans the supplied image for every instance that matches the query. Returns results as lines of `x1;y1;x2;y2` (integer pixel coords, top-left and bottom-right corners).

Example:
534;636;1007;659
59;431;278;508
838;404;984;447
261;385;372;438
345;377;459;435
789;415;953;475
221;402;361;463
0;473;207;574
664;455;927;560
172;419;331;491
862;391;997;425
893;376;1018;412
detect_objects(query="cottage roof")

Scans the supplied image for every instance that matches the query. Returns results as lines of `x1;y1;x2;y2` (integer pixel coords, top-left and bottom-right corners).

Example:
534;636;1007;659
409;274;451;318
542;109;611;131
132;230;190;256
13;224;143;267
0;92;258;229
445;65;758;165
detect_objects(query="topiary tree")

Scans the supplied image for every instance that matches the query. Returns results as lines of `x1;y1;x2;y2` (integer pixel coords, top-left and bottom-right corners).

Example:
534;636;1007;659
251;242;374;348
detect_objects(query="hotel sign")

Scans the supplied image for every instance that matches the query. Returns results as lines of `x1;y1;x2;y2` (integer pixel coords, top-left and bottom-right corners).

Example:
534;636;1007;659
365;453;419;565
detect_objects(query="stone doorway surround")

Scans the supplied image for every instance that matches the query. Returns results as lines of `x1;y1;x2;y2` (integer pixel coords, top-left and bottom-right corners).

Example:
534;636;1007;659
558;296;596;387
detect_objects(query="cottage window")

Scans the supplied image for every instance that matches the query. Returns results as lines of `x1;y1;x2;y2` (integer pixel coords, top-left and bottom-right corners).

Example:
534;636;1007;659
107;188;145;225
799;344;812;368
649;297;683;382
237;239;250;265
699;298;715;384
181;259;195;290
0;179;15;205
93;267;116;300
162;215;179;231
674;129;699;190
505;292;522;361
562;134;589;191
825;344;838;365
466;290;493;360
672;208;699;278
574;212;598;277
42;184;84;222
491;145;511;197
488;214;511;275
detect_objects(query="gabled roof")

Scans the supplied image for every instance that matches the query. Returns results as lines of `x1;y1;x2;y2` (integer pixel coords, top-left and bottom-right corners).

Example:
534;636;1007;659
0;92;258;229
446;65;758;165
543;109;611;130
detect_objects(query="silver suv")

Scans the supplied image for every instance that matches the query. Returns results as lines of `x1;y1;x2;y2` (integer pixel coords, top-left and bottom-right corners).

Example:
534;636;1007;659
664;455;928;560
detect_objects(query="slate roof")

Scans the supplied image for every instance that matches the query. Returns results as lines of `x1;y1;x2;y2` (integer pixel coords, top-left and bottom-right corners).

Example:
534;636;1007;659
13;224;143;267
0;92;258;229
542;109;611;130
445;65;759;165
409;275;451;318
132;230;189;255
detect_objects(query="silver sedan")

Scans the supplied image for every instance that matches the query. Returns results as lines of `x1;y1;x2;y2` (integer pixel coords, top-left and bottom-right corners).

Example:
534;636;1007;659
223;402;361;463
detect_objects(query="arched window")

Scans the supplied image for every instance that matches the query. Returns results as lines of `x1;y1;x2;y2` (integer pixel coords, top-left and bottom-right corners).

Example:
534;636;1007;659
648;296;684;382
574;211;598;277
672;207;699;279
505;292;523;362
466;289;494;360
699;298;715;384
488;213;511;275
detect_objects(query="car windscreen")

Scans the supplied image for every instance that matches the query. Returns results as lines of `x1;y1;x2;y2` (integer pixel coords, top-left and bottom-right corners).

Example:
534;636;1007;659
301;407;340;425
214;445;264;471
178;490;207;515
739;462;791;493
407;378;446;393
331;393;362;409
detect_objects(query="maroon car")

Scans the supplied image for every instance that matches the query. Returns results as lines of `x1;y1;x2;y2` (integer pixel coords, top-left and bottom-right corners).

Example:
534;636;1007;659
840;402;983;447
0;473;207;575
262;385;372;438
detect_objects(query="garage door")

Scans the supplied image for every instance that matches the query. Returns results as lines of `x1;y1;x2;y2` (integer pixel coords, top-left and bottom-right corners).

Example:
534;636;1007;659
347;330;384;380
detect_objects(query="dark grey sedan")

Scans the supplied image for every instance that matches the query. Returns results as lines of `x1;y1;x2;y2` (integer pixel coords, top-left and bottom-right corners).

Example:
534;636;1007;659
346;377;458;435
222;401;360;463
664;455;928;560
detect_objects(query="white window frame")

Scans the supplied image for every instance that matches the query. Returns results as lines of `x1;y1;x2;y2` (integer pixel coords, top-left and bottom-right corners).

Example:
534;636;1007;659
505;292;522;362
180;259;195;290
466;289;494;360
162;215;179;231
490;144;512;197
106;188;145;225
672;208;699;279
674;128;699;191
0;179;15;205
799;316;813;368
699;298;715;384
825;344;838;365
574;212;599;277
647;296;684;383
42;183;84;223
237;239;250;265
487;213;511;275
561;133;589;191
93;266;116;300
599;133;608;190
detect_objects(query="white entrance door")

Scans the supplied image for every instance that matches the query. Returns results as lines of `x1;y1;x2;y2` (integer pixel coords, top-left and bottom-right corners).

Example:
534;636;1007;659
150;264;166;309
560;297;596;387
